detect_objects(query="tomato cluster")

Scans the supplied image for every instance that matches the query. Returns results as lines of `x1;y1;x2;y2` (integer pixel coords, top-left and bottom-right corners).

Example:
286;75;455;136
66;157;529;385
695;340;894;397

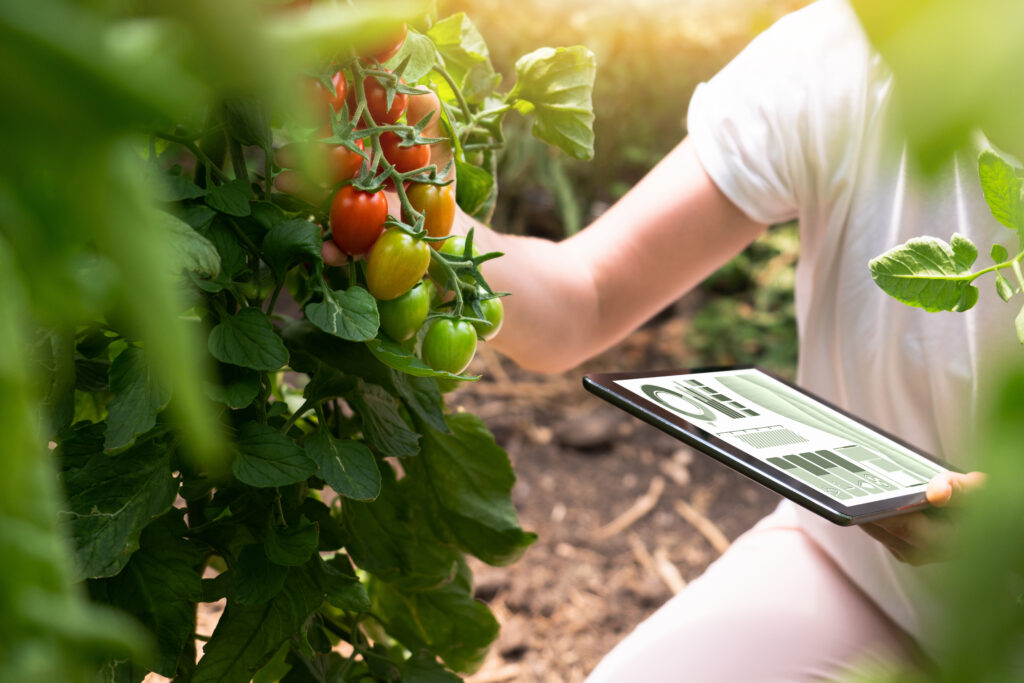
271;24;503;377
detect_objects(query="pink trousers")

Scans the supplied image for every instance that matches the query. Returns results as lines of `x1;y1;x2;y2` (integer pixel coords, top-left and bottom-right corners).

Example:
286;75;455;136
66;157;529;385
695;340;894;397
585;504;921;682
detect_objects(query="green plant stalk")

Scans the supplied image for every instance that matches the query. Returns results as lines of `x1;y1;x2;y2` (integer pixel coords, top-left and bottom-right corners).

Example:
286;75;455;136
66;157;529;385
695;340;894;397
432;63;474;146
1012;257;1024;294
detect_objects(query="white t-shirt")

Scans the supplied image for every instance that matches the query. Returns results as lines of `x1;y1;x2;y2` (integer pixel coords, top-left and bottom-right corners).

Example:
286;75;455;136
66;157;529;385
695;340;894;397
687;0;1019;656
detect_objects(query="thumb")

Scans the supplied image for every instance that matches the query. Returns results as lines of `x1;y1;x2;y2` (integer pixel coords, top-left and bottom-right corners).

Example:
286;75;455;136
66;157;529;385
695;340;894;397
926;470;986;507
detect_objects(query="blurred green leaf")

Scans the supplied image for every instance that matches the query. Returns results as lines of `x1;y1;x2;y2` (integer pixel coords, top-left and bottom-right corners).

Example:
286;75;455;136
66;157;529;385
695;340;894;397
428;13;501;102
977;150;1024;232
387;29;439;83
509;46;596;161
158;211;222;279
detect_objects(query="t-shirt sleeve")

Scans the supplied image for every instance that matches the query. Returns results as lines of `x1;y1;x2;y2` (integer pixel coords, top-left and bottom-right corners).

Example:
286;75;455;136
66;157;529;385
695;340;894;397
687;0;877;225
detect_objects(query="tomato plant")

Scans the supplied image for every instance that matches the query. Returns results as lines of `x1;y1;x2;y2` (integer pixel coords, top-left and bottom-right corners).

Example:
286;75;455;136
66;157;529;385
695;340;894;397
10;3;596;682
429;234;480;289
378;281;431;341
329;185;387;255
408;182;456;239
365;228;431;300
422;318;479;374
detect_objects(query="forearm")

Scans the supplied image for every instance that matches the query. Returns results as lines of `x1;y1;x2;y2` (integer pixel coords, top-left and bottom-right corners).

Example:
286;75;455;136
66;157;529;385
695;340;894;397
459;138;767;373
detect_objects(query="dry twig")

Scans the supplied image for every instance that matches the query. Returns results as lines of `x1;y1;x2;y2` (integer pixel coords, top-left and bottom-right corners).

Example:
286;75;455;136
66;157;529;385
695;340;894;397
593;476;665;541
674;499;731;555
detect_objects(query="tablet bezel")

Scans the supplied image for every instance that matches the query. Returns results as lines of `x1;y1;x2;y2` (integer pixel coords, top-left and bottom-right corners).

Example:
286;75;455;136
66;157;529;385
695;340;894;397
583;366;955;526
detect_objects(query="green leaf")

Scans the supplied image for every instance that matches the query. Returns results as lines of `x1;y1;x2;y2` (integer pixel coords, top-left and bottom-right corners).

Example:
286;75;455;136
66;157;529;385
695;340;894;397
193;563;324;683
204;364;260;409
204;219;247;279
316;555;371;612
306;286;380;341
348;380;420;459
265;517;319;567
208;307;290;371
370;560;497;673
156;173;207;202
155;210;221;278
954;283;980;312
366;337;477;380
302;366;356;403
305;430;381;501
509;46;596;161
105;347;172;452
343;463;461;590
386;29;438;83
951;232;979;268
992;243;1010;263
996;273;1015;302
205;179;252;217
232;422;317;488
868;236;976;312
391;371;448;434
233;544;288;606
410;413;535;566
179;204;217;230
455;158;494;217
60;435;178;580
262;219;322;280
1017;303;1024;344
223;96;272;149
427;14;501;102
978;150;1024;232
399;651;463;683
87;511;203;677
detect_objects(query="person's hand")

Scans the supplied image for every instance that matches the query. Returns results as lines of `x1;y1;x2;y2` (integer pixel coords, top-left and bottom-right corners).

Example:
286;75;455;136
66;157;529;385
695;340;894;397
322;88;452;268
861;470;986;565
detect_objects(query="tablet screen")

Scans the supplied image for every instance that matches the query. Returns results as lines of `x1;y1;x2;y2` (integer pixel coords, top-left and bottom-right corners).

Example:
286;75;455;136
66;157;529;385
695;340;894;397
614;368;947;505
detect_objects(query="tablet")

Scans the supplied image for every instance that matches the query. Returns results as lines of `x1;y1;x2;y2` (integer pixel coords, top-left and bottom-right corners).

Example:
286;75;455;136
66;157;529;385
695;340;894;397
583;366;952;526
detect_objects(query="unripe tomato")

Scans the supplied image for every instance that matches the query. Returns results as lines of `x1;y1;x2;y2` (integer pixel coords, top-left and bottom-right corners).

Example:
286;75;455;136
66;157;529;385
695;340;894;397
407;183;455;239
380;132;430;174
329;186;387;255
378;281;430;342
362;72;407;125
365;228;431;300
472;294;504;341
428;235;480;288
421;319;478;375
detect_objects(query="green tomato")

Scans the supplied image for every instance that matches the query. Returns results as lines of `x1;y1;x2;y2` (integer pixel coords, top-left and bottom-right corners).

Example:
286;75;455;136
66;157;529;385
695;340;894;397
472;294;504;341
366;228;431;300
421;318;477;375
377;281;430;342
428;235;480;290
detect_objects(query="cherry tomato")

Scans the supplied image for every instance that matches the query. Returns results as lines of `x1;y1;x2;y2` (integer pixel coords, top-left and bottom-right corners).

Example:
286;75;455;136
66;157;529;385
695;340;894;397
329;71;347;113
428;235;480;288
406;90;453;176
361;72;407;125
274;170;329;206
421;319;478;374
365;228;431;300
364;23;407;64
329;186;387;255
275;138;364;185
378;281;430;342
406;183;455;239
380;132;430;174
472;294;504;341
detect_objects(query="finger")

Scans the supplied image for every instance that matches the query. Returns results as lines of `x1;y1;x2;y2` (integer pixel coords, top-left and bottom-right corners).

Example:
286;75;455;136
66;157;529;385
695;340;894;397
862;521;945;566
321;239;348;267
872;510;951;549
861;523;913;563
926;470;986;507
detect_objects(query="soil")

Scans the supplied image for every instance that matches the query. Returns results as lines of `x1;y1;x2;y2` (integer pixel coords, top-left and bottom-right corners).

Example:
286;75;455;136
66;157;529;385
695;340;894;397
450;294;783;682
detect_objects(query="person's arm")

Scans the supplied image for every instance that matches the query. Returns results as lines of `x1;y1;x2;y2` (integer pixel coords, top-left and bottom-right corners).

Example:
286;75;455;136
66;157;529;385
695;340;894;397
457;137;767;373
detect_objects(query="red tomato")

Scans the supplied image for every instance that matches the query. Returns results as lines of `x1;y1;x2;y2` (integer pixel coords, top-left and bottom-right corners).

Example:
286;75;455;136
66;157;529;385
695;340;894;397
329;186;387;255
362;72;407;125
328;139;365;184
273;170;329;206
380;132;430;174
365;24;407;63
329;71;347;113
